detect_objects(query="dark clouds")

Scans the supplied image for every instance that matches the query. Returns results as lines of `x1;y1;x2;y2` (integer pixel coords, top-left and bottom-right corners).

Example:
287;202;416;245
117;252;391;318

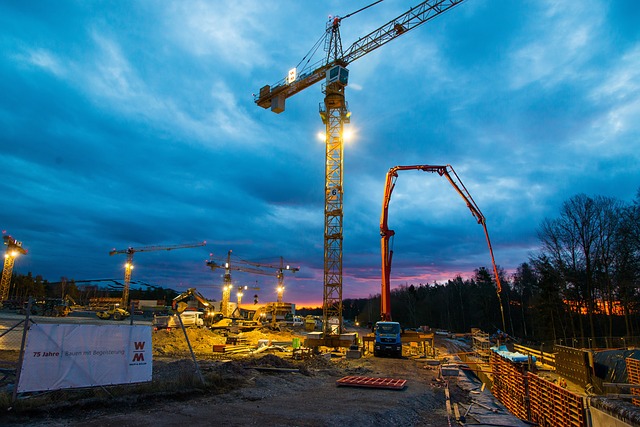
1;0;639;305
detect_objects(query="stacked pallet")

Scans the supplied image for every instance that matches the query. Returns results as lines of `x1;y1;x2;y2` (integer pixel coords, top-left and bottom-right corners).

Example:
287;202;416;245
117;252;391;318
490;351;529;420
528;373;586;427
626;357;640;406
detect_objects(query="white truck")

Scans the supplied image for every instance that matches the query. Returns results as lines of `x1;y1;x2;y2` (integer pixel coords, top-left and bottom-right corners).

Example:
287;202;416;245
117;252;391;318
153;311;205;330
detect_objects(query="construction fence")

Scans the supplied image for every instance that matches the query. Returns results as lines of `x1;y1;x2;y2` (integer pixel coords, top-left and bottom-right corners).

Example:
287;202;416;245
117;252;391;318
0;318;23;389
0;314;312;395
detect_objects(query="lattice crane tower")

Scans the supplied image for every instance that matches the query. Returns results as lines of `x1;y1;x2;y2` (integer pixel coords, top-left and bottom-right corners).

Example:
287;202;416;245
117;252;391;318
254;0;466;336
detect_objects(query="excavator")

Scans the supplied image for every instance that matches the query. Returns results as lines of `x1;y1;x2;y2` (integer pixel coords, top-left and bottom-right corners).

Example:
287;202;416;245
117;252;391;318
159;287;263;331
374;164;505;356
162;287;223;328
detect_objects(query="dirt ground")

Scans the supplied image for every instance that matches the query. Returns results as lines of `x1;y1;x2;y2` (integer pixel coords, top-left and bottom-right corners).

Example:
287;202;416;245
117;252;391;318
4;327;481;426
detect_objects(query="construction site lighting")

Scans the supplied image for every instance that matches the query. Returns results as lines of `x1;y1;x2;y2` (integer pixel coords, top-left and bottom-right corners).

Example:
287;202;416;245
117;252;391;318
342;128;354;143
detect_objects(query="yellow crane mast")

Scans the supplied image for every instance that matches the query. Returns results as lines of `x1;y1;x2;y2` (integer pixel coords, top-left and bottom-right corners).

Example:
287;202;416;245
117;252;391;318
255;0;466;337
0;233;27;303
109;241;206;307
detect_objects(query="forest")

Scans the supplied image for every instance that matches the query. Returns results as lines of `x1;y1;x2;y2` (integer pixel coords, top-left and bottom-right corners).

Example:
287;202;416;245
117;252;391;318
6;190;640;349
343;191;640;349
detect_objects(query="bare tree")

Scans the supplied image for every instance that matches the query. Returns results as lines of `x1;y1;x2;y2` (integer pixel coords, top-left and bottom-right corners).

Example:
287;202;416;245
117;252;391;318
538;194;601;340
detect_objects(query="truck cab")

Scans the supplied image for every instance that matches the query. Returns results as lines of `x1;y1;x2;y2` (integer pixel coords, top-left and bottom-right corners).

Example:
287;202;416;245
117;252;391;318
374;321;402;358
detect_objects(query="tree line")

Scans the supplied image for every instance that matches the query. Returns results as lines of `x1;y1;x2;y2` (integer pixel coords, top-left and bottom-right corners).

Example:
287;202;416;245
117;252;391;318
5;274;177;306
343;190;640;347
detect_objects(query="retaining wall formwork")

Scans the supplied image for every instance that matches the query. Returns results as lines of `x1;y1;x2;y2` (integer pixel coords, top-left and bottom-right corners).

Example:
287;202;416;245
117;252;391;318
490;351;587;426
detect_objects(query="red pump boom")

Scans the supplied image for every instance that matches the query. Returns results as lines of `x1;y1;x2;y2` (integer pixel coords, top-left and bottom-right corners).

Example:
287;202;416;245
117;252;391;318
379;164;505;330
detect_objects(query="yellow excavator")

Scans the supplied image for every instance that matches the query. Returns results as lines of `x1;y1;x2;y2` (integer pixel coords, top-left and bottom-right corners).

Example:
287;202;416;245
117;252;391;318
96;303;130;321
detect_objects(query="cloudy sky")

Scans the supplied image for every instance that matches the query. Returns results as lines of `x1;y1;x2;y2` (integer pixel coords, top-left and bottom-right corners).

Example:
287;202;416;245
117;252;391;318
1;0;639;307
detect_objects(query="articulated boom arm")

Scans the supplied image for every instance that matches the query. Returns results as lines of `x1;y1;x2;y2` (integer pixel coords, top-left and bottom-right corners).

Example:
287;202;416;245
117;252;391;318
380;164;504;326
172;287;211;309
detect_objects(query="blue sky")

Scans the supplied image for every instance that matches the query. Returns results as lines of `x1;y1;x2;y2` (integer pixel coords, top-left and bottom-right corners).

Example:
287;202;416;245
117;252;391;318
1;0;639;307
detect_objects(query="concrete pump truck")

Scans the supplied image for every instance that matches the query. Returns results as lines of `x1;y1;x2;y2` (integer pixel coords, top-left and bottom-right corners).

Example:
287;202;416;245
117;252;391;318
375;164;504;357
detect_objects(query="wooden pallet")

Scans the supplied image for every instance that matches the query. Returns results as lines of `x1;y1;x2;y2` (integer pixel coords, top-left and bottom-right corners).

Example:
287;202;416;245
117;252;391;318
336;376;407;390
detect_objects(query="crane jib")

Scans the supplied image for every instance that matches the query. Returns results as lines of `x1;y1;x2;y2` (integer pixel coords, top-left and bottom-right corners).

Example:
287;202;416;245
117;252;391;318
254;0;465;112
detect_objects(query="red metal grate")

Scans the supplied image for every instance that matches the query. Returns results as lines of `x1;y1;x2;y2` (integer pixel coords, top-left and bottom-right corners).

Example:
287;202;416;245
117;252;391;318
336;376;407;390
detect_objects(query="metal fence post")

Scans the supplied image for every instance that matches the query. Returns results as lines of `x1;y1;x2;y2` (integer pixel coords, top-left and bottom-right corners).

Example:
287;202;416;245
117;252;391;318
12;297;33;404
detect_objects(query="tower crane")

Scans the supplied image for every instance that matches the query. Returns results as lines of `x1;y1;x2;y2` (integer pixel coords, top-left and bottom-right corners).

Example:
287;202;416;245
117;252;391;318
109;241;206;307
0;233;27;303
236;284;260;307
255;0;466;338
206;250;299;318
380;164;505;331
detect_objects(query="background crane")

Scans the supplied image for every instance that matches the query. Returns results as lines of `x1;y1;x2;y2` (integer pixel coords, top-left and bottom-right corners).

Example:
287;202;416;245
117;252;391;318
207;250;299;319
236;284;260;307
0;233;27;303
109;241;206;307
380;164;505;330
255;0;466;337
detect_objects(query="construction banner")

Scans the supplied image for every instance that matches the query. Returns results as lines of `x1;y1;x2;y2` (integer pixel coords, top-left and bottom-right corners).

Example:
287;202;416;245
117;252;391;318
17;324;152;393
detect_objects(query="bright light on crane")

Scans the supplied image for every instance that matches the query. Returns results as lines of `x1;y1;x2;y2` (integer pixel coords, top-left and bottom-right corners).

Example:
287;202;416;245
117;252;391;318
109;241;206;307
342;128;355;143
207;252;298;318
1;234;27;304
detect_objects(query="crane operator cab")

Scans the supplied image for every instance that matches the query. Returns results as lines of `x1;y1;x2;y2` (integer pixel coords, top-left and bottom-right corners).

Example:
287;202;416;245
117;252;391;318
373;321;402;358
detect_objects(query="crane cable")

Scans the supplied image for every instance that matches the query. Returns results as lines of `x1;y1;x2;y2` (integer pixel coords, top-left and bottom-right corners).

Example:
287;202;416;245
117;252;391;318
342;0;385;21
294;1;385;76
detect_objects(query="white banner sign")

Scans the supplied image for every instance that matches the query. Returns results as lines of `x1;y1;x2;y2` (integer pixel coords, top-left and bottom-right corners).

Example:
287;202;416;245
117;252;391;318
18;324;152;393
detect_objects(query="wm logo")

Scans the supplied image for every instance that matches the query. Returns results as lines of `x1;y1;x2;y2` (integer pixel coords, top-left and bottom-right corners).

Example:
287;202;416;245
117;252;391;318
132;341;146;362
